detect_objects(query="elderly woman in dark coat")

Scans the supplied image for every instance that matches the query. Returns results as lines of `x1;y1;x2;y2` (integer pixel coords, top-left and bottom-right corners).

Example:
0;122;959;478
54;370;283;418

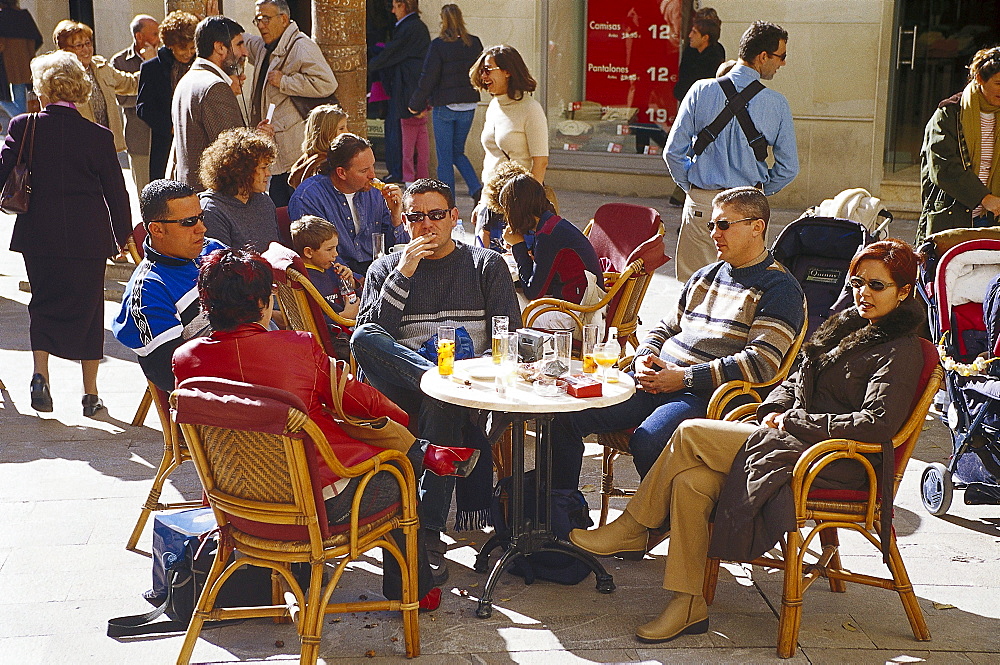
569;238;926;645
2;50;132;416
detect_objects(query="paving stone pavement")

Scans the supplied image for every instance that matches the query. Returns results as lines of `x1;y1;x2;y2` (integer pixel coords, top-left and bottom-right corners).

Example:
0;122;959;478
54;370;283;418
2;184;999;664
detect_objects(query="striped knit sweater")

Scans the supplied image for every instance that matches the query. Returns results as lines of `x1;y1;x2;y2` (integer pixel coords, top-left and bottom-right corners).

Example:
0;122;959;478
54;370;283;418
357;241;522;353
637;253;805;392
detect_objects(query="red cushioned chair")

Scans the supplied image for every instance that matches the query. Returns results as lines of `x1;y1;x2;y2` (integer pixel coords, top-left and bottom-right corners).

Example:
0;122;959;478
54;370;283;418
702;338;943;658
172;377;420;663
276;206;293;247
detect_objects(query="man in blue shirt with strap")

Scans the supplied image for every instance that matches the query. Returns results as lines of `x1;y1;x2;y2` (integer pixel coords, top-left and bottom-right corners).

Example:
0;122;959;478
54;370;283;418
665;21;798;282
289;133;409;276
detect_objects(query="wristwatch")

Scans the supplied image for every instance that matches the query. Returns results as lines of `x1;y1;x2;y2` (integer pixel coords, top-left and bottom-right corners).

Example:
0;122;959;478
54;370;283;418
683;367;694;389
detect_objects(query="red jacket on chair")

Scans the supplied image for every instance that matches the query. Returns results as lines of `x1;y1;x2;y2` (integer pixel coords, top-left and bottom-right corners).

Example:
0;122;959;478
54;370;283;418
172;324;409;488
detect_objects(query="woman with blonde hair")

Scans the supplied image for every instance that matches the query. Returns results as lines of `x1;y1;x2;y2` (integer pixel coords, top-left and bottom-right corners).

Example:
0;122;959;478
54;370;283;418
288;104;349;188
199;127;280;252
408;3;484;201
53;19;137;152
2;50;131;415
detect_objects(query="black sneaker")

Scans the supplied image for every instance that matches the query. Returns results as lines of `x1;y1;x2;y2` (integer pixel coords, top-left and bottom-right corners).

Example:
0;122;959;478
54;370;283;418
82;394;104;417
30;373;52;412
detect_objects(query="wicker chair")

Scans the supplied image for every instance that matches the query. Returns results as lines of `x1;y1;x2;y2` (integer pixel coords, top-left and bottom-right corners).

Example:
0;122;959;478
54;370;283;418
262;242;356;367
125;381;202;552
702;339;942;658
597;320;808;527
522;231;669;355
172;377;421;663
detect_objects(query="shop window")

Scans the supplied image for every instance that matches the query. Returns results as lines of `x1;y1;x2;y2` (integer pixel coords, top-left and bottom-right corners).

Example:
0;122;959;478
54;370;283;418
545;0;683;168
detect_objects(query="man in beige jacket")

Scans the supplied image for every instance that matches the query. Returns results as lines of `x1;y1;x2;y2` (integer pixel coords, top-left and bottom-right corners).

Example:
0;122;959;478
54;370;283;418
245;0;337;207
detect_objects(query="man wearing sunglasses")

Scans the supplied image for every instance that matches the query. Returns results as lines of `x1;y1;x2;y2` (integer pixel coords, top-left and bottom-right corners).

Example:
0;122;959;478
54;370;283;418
289;133;409;276
114;179;226;393
665;20;798;282
550;186;805;491
351;178;521;581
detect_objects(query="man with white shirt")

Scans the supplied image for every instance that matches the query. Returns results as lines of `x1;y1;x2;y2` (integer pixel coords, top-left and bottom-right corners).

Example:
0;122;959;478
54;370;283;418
171;15;272;190
289;133;409;276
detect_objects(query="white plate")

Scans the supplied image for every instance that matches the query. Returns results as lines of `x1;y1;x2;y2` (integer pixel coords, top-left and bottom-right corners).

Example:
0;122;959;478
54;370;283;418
462;361;506;381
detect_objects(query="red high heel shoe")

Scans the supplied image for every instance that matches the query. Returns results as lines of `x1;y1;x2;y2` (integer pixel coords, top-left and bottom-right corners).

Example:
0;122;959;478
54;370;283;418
419;587;441;612
423;444;480;478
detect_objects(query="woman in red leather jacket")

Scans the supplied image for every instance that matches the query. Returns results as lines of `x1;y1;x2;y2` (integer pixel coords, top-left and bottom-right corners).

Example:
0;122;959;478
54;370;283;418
172;248;479;609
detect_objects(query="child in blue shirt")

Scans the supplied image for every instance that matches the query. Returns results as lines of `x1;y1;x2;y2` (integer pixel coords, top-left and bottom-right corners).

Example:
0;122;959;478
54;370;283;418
290;215;360;359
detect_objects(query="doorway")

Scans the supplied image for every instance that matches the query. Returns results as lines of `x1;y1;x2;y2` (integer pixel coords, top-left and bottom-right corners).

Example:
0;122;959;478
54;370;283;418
884;0;1000;177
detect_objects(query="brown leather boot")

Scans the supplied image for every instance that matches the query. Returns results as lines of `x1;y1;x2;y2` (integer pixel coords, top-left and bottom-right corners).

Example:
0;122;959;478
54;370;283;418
635;592;709;643
569;509;648;559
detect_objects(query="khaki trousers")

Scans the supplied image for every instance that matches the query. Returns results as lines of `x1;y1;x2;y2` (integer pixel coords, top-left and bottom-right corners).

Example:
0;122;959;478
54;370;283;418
675;186;724;282
626;418;758;596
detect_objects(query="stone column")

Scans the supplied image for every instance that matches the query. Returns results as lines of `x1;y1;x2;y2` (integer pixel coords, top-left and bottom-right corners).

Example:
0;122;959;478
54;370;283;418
165;0;217;19
312;0;368;137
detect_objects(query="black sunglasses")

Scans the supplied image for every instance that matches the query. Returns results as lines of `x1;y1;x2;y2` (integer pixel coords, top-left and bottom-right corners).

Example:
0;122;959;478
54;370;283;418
769;51;787;61
706;217;756;232
150;213;204;227
403;209;450;223
849;276;895;292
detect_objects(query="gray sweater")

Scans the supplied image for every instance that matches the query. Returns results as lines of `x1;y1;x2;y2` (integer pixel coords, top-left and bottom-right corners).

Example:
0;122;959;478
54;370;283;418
199;190;279;253
357;241;522;353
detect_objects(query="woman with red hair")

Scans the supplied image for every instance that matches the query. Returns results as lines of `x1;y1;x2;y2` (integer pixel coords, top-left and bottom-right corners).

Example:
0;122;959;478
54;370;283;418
172;248;480;607
570;239;927;644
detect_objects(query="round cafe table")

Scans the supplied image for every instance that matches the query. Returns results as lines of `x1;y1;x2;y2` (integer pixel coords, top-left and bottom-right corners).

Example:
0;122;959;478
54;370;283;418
421;357;635;618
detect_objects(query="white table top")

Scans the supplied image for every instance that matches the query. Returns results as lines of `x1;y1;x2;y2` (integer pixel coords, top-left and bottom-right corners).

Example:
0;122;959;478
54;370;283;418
420;358;635;414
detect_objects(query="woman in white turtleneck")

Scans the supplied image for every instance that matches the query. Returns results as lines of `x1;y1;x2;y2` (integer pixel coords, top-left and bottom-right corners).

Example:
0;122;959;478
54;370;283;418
470;44;548;195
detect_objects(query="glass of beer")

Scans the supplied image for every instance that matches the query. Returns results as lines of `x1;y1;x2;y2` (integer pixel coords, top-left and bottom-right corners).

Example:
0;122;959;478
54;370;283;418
582;324;599;374
594;342;619;384
437;325;456;376
492;316;508;364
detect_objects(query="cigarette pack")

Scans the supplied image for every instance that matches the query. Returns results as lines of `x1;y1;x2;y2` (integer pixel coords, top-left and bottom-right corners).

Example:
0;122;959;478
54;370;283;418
559;374;602;398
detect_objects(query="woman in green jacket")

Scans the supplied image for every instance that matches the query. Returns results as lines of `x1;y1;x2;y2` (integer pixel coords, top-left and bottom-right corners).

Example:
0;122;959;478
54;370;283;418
919;47;1000;243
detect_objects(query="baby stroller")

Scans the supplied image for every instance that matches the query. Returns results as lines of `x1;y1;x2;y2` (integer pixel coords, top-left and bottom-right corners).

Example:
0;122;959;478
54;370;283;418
916;232;1000;515
771;212;889;335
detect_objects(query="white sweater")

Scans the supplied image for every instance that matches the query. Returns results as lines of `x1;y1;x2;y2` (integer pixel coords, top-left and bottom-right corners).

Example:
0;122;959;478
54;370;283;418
480;93;549;184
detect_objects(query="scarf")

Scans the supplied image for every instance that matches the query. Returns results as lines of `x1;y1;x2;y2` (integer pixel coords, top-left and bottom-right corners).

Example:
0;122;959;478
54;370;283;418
960;80;1000;195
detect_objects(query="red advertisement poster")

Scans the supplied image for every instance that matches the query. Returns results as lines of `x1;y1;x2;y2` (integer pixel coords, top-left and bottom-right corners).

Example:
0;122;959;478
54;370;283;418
585;0;683;129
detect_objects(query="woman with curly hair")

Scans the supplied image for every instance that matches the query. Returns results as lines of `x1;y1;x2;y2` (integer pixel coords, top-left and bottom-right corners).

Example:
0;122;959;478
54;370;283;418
199;127;280;252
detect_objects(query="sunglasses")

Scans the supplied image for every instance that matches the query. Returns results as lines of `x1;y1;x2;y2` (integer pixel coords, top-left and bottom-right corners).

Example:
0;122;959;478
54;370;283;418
706;217;756;232
769;51;787;61
150;213;204;227
849;276;896;292
483;65;502;72
403;209;450;223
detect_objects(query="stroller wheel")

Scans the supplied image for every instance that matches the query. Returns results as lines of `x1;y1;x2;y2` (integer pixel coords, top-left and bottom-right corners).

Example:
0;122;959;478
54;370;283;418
920;462;953;516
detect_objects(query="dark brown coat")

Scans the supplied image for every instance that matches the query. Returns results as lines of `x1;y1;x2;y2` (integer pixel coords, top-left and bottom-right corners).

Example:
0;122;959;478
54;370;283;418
708;298;926;561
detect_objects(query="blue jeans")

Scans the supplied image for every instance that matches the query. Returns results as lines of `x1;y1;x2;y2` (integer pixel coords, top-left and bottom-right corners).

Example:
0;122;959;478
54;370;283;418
351;323;470;531
550;375;708;487
0;83;29;118
431;106;481;197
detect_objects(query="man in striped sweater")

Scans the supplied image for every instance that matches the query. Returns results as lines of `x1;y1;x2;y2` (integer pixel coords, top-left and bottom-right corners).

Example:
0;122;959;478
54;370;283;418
352;178;521;578
551;186;805;487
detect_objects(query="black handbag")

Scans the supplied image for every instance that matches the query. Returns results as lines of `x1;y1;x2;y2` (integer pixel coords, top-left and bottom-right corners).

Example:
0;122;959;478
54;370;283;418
107;530;280;637
0;112;35;215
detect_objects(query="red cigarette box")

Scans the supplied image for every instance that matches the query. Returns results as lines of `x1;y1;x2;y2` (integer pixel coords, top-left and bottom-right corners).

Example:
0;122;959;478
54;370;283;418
560;374;602;398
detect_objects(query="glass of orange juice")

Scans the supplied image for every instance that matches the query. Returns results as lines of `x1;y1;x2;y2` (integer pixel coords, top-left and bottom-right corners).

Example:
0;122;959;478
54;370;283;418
593;342;619;384
582;324;599;374
437;326;456;376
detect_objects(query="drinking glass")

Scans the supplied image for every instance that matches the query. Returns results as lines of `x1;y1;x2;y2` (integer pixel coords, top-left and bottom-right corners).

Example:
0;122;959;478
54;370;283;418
593;342;619;384
554;331;572;376
582;324;599;374
372;232;385;260
437;325;456;376
492;316;509;365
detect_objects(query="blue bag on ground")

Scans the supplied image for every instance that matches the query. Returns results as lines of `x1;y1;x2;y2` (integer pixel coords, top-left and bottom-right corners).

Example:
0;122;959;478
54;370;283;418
490;470;594;585
416;325;476;362
150;507;217;602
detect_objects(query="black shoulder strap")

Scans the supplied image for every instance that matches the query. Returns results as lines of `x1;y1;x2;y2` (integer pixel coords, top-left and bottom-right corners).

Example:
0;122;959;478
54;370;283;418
692;77;769;162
